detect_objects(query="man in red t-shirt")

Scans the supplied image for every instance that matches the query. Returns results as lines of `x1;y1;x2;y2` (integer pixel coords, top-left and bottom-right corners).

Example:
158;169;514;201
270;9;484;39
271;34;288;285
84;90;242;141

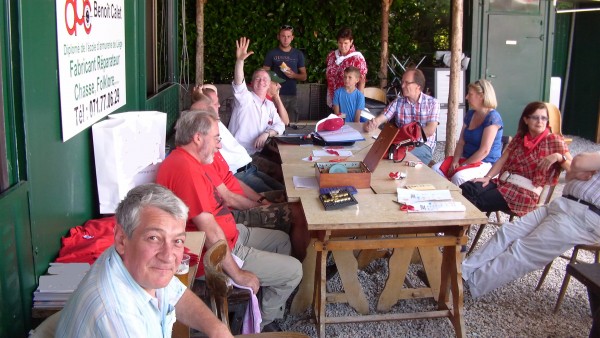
156;110;302;331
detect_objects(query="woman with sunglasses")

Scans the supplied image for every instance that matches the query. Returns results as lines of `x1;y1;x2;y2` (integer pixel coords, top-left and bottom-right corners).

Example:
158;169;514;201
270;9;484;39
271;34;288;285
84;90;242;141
325;27;368;108
432;79;503;186
461;101;571;217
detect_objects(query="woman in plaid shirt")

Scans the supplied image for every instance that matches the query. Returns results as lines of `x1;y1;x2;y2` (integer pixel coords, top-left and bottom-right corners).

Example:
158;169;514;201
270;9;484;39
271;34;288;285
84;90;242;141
461;101;572;216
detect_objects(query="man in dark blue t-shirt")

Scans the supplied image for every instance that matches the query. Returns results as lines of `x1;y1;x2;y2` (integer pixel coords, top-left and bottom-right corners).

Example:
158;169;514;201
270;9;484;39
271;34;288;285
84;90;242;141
263;25;307;123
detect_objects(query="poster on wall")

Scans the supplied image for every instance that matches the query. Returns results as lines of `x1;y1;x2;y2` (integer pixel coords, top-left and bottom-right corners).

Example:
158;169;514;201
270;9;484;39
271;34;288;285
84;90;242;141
56;0;126;142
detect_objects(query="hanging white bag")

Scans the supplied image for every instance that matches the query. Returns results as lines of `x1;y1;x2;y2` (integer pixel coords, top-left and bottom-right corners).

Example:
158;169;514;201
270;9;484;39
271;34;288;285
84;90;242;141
92;111;166;214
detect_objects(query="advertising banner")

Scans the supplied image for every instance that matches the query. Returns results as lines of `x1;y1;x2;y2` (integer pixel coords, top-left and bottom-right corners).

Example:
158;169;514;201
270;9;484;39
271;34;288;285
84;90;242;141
56;0;126;141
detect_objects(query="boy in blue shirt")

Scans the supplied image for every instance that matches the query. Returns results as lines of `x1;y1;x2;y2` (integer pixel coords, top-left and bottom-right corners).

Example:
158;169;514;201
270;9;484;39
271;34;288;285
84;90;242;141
333;66;366;122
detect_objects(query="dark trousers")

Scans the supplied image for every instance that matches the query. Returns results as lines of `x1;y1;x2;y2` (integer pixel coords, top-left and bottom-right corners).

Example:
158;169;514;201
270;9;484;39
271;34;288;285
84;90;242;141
460;181;510;214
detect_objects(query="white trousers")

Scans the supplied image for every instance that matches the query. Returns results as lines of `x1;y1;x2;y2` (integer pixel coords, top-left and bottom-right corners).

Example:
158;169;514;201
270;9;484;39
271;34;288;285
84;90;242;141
432;161;492;187
462;197;600;298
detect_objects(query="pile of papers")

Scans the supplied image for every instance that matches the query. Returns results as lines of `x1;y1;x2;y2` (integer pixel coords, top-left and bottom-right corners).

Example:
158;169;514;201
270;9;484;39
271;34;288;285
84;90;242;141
396;189;465;212
33;263;90;309
316;125;365;143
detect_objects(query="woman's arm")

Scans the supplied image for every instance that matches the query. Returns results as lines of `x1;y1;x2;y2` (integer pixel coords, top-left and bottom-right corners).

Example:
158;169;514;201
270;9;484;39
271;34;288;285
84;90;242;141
472;145;511;187
447;125;466;175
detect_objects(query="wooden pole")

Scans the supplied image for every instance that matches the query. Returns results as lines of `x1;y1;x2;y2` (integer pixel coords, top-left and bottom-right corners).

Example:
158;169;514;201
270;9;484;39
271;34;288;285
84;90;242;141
195;0;206;85
379;0;393;89
445;0;463;156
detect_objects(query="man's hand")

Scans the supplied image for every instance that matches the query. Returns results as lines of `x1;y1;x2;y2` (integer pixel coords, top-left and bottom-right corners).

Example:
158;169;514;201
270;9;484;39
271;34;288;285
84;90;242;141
236;37;254;62
231;269;260;294
364;119;377;132
267;82;282;98
254;132;270;149
282;68;296;79
566;170;596;182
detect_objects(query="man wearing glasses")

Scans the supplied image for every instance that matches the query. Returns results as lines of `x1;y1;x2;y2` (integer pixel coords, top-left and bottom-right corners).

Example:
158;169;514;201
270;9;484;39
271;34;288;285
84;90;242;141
263;24;307;123
363;68;440;164
157;110;302;333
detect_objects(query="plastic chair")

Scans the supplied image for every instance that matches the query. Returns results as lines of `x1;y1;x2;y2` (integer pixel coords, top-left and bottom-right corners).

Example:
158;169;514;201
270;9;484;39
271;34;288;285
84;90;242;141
363;87;387;104
535;243;600;313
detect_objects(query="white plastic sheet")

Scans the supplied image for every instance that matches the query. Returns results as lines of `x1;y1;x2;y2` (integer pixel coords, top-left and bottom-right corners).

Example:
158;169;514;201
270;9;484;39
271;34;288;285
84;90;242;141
92;111;166;213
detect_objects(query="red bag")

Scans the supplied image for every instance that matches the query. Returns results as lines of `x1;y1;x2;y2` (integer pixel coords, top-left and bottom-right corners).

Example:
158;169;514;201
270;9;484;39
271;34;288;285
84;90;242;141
387;122;426;162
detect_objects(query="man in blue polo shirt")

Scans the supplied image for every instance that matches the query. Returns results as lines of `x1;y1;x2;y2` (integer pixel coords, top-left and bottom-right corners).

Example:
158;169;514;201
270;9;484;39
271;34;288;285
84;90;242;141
263;24;307;123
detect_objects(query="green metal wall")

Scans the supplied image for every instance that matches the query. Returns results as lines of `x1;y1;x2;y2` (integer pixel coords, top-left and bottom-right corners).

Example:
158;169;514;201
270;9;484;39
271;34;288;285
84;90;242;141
0;0;180;336
0;183;34;338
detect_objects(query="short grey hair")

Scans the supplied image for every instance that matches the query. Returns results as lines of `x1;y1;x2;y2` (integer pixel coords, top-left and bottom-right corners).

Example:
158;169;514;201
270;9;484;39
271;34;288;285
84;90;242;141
115;183;188;238
174;110;218;146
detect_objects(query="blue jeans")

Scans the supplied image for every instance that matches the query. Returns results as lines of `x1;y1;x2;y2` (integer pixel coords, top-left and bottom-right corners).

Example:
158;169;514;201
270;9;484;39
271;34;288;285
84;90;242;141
410;145;433;164
234;164;285;193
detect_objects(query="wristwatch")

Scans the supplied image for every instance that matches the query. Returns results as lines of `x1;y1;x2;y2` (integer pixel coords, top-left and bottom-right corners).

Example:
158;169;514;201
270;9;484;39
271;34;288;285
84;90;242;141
560;154;567;163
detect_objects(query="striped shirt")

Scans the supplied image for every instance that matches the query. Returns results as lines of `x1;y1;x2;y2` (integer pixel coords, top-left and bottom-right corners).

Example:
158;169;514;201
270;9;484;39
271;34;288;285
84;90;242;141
382;92;440;149
56;246;186;338
563;151;600;207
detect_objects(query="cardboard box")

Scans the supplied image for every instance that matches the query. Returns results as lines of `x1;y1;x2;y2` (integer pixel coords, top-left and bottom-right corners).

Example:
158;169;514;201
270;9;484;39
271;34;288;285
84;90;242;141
315;123;398;188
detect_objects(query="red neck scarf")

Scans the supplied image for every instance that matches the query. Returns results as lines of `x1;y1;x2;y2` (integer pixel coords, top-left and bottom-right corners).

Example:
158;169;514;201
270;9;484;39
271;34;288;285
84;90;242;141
523;127;550;155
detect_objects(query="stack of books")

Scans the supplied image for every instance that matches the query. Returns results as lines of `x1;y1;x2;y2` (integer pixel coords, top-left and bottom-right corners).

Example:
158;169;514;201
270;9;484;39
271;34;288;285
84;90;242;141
33;262;90;309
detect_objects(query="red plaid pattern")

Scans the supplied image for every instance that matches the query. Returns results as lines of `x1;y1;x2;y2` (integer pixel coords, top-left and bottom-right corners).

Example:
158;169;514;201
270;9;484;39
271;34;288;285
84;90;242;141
382;93;440;149
496;133;568;216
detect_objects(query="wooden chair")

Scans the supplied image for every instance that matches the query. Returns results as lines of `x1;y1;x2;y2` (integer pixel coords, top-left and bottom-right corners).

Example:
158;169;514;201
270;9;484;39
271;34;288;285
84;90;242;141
200;239;252;335
29;310;61;338
466;135;512;255
544;102;572;145
363;87;387;103
535;243;600;313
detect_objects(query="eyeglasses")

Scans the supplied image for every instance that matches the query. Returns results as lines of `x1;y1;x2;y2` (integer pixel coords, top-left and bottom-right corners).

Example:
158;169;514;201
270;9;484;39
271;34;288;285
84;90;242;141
280;25;293;31
214;136;222;143
401;81;416;86
527;115;549;122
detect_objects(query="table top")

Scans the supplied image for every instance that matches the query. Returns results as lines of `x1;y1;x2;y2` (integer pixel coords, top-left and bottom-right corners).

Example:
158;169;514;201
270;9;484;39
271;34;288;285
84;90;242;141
279;127;486;232
300;190;486;232
277;123;377;165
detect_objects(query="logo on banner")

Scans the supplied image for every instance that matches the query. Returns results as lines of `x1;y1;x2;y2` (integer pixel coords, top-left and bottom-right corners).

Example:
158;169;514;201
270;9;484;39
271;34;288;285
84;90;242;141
65;0;92;35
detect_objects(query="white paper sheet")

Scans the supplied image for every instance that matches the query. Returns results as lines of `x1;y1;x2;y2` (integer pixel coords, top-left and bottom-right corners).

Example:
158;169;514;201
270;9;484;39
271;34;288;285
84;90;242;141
312;150;353;157
397;189;452;203
293;176;319;189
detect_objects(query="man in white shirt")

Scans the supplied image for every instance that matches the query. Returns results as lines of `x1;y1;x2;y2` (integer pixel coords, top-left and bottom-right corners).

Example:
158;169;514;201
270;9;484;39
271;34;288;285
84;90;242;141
228;37;286;155
228;37;286;183
191;85;284;193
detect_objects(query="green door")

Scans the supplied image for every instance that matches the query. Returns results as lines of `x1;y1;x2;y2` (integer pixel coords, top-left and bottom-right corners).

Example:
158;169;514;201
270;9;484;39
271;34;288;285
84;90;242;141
480;0;551;135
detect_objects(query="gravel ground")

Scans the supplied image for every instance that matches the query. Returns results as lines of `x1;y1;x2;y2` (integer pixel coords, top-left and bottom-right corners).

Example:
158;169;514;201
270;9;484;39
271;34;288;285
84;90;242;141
278;135;600;338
